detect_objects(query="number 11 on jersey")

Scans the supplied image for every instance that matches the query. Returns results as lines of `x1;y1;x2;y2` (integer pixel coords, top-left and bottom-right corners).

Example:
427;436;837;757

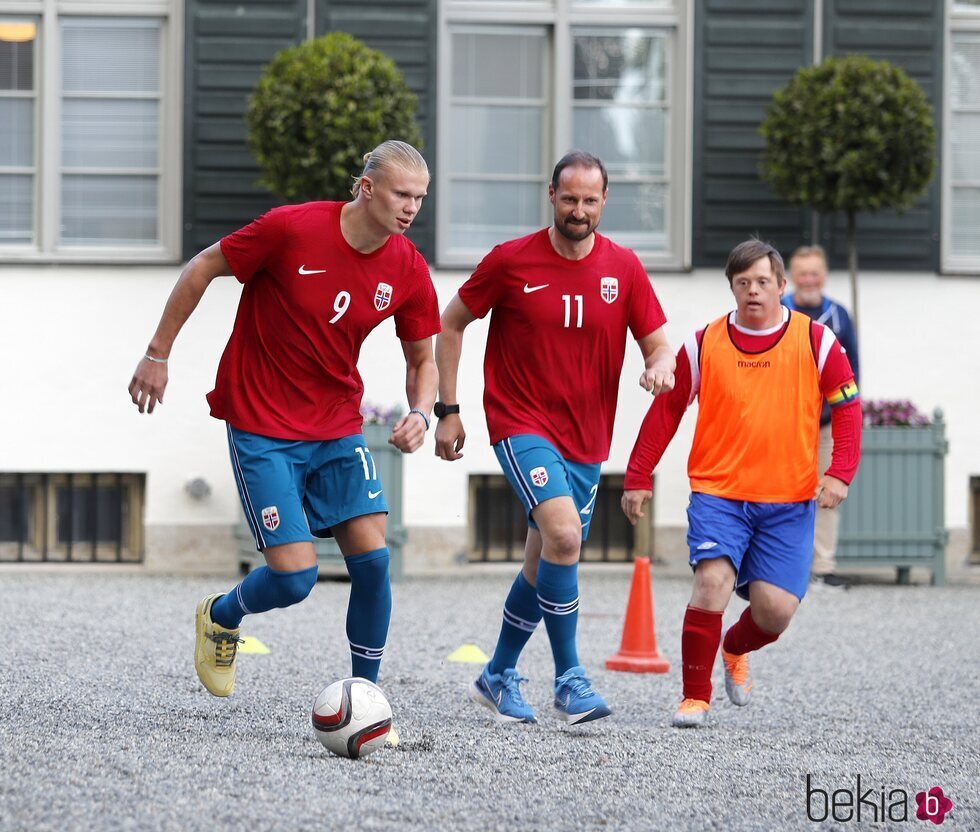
562;294;583;328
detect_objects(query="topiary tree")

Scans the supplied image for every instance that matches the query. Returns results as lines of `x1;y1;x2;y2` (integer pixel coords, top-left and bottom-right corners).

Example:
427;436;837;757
245;32;422;203
760;55;935;334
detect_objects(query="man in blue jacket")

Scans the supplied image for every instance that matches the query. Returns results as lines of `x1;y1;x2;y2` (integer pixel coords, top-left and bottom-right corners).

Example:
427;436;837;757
783;245;860;589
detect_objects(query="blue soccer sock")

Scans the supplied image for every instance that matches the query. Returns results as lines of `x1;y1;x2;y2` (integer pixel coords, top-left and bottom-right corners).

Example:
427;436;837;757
488;571;543;675
536;559;581;677
344;548;392;684
210;564;319;630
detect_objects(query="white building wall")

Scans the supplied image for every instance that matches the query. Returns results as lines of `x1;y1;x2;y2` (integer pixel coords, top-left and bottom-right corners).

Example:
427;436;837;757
1;266;977;559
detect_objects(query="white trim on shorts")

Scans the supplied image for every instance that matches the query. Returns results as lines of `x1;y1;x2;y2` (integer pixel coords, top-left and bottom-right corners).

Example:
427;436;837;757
227;424;267;550
502;437;539;509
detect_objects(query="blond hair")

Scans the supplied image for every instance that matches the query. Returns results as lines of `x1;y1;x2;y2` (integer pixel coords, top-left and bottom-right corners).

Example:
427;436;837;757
351;140;428;198
789;244;828;269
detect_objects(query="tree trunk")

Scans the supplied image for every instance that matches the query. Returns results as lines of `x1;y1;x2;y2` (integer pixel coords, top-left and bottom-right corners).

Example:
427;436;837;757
847;210;859;338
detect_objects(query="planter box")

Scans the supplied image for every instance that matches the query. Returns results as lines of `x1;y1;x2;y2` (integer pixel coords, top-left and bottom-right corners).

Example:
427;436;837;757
236;423;406;581
837;410;948;585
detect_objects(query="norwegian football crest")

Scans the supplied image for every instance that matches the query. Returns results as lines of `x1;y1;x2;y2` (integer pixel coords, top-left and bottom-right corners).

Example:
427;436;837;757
374;282;393;312
600;277;619;304
530;467;549;487
261;506;280;531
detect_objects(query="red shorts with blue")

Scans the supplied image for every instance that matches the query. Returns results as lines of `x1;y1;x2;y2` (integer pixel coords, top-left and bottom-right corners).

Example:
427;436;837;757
686;492;815;600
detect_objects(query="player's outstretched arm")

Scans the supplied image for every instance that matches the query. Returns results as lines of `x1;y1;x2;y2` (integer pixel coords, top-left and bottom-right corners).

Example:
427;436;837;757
128;243;232;414
434;295;476;461
620;342;692;522
389;338;438;454
637;328;676;395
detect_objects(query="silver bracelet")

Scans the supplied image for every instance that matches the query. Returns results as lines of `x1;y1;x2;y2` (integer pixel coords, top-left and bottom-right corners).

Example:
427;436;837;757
408;408;430;431
143;353;168;364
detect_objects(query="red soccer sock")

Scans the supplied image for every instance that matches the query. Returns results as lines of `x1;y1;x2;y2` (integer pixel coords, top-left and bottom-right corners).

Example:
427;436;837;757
681;605;723;702
723;605;780;656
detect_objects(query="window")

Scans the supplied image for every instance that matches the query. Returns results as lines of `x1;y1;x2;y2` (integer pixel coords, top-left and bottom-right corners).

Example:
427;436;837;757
573;30;670;251
945;1;980;271
448;27;550;252
468;474;648;563
0;20;35;244
0;473;144;563
0;3;179;261
438;0;689;269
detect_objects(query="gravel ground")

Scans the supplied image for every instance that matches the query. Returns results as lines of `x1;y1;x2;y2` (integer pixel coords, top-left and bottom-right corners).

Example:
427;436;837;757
0;571;976;831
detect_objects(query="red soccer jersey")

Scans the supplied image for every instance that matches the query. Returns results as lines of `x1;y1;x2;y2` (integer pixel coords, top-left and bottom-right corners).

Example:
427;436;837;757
209;201;441;441
458;229;667;463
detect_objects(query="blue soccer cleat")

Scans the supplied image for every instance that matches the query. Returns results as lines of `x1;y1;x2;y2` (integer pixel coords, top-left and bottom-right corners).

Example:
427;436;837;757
553;666;612;725
469;666;537;724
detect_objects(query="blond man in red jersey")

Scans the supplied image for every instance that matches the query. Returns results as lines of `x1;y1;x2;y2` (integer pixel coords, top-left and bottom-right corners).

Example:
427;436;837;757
622;240;861;728
129;141;439;710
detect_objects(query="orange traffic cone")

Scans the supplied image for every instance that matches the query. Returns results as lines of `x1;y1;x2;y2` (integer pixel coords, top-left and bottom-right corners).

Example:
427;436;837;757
605;556;670;673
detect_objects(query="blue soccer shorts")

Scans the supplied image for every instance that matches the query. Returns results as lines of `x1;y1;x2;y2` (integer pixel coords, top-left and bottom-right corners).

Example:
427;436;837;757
686;492;816;601
494;434;601;541
227;425;388;551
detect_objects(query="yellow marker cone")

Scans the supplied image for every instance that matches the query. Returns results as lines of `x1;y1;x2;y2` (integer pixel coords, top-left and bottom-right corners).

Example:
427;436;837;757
237;636;270;654
446;644;490;664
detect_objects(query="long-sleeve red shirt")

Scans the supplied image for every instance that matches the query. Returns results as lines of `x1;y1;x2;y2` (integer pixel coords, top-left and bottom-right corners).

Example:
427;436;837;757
624;310;861;492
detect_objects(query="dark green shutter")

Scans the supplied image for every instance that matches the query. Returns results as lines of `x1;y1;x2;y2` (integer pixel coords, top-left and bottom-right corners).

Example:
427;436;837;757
182;1;306;259
693;0;814;267
314;0;437;259
183;1;437;261
820;0;943;271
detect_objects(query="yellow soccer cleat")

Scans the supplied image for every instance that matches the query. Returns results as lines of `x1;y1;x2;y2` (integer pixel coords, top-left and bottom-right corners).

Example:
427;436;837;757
195;594;243;697
672;698;710;728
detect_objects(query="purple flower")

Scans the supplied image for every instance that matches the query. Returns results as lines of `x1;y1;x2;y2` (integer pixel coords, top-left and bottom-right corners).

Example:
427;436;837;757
360;400;403;426
862;399;931;427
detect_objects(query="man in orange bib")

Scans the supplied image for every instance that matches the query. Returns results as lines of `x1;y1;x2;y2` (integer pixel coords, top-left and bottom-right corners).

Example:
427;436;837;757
621;239;861;728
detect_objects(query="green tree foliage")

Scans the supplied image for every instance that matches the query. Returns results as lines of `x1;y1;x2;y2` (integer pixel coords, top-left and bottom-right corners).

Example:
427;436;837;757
761;55;934;214
760;56;936;332
246;32;422;202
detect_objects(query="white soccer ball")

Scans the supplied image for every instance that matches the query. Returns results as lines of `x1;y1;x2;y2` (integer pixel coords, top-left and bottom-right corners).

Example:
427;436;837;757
312;677;392;759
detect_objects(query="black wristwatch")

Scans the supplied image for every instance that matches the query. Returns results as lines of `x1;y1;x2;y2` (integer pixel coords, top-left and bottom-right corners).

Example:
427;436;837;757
433;402;460;418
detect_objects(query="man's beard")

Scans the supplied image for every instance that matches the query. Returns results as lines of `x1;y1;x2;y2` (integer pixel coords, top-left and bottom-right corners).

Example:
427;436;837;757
554;215;595;241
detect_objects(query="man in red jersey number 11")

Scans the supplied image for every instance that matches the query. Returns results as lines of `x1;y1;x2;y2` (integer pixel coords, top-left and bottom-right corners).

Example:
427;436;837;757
436;151;675;727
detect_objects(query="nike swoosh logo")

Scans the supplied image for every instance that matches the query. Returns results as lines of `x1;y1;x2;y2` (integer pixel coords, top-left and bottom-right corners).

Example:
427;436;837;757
368;489;383;499
523;284;549;294
298;265;326;275
496;689;503;706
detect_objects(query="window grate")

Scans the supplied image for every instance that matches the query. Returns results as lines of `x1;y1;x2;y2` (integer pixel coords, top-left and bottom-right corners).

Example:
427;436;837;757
468;473;650;563
0;472;144;563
